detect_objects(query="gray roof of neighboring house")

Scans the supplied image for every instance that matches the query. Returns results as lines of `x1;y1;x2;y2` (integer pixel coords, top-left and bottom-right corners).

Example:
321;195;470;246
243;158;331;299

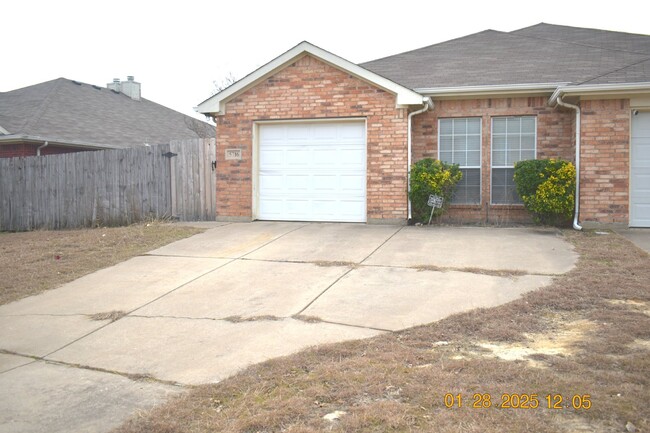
0;78;215;148
360;23;650;90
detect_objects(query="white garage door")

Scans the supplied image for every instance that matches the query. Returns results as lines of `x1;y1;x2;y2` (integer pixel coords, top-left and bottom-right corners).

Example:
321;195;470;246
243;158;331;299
257;121;366;222
631;111;650;227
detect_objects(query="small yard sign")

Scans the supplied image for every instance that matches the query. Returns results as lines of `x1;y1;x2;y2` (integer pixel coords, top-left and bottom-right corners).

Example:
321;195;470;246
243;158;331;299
427;194;444;225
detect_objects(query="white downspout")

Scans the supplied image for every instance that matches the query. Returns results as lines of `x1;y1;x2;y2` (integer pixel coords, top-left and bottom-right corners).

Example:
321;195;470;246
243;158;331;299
407;97;434;221
556;96;582;231
36;141;49;156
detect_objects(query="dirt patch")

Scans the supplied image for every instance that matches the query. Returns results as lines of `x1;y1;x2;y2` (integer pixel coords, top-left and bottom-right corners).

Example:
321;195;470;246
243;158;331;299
414;264;528;277
222;315;282;323
0;222;203;306
293;315;323;323
313;261;357;268
473;319;593;367
88;311;128;322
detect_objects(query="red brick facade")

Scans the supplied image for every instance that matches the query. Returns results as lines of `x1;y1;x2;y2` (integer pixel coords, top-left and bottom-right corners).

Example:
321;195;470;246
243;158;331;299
0;143;89;158
411;97;575;224
216;54;409;221
214;55;636;226
579;99;630;224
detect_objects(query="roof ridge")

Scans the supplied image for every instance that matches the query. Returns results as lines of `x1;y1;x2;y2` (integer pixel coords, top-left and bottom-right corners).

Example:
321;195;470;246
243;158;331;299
575;55;650;85
23;78;67;133
510;24;650;56
360;29;501;65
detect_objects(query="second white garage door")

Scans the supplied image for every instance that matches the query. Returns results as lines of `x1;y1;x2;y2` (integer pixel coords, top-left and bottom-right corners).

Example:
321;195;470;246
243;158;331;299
631;111;650;227
257;121;366;222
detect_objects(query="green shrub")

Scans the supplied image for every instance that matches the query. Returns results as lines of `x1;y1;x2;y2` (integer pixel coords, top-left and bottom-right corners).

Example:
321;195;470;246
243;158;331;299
513;159;576;226
409;158;462;222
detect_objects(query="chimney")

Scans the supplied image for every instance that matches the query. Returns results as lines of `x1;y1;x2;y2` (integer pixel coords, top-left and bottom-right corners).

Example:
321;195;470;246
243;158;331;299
107;78;121;92
106;76;141;101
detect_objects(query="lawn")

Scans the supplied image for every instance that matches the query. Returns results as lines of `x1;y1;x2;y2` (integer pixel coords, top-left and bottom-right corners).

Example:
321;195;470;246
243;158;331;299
0;222;203;306
112;230;650;433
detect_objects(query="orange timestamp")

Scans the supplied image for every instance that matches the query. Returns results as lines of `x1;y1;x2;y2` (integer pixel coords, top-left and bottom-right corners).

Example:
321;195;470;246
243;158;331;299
443;393;592;410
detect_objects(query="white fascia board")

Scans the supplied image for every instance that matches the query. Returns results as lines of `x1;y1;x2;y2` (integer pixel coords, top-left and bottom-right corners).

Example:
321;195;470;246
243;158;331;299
195;41;425;115
0;125;9;135
0;134;126;149
415;83;568;98
549;82;650;105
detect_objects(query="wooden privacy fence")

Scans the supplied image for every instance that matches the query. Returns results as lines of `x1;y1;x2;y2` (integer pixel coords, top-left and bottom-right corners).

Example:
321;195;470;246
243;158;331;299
0;138;216;231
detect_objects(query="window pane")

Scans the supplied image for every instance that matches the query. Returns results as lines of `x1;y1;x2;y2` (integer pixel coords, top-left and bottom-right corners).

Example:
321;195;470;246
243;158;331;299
440;119;453;135
492;134;506;151
452;168;480;204
507;118;520;133
493;150;506;166
493;118;507;134
521;149;535;161
453;119;466;135
467;134;480;151
440;151;453;164
521;134;535;148
467;150;481;166
492;168;522;204
506;149;520;165
467;118;481;134
521;117;536;133
455;135;467;153
439;135;453;152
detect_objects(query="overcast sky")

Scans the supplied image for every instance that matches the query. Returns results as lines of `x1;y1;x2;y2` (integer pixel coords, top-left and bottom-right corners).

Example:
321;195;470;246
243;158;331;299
2;0;648;121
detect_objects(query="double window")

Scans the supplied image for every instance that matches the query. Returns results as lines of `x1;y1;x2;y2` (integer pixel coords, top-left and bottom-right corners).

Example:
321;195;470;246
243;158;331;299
491;116;536;204
438;118;481;204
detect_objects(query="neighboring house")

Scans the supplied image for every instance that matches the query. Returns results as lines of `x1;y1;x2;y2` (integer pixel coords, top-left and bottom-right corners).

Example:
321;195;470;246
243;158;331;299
0;76;215;158
196;23;650;228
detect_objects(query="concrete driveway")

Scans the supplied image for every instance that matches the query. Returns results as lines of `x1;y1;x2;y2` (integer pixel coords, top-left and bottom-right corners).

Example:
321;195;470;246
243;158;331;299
0;222;578;433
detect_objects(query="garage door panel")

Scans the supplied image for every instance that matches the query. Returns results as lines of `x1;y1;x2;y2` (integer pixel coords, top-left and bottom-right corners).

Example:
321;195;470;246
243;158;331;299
340;175;365;191
258;121;366;222
631;112;650;227
259;174;284;192
313;175;338;191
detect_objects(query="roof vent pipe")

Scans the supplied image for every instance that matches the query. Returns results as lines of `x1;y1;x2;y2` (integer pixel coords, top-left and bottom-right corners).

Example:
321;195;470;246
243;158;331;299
556;95;582;231
407;97;434;221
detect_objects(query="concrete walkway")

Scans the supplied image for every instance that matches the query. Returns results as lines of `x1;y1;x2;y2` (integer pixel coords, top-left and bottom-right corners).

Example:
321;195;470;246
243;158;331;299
0;223;578;433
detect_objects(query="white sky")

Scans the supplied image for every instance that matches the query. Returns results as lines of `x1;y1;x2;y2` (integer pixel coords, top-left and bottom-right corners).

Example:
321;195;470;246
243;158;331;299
2;0;648;121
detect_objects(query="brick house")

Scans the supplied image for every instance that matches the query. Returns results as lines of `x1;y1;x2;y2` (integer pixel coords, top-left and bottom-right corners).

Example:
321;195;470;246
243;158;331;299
196;23;650;228
0;76;214;158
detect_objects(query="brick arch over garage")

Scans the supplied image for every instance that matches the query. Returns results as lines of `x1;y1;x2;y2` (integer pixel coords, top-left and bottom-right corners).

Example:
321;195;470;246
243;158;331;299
215;54;409;223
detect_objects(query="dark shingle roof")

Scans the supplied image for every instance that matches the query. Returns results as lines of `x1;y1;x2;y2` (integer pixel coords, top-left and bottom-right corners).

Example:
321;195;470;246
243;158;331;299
360;24;650;90
511;23;650;55
0;78;214;148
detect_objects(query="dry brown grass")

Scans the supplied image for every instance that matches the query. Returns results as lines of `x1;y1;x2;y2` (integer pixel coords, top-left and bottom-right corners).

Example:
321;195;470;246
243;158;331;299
0;222;203;306
113;230;649;433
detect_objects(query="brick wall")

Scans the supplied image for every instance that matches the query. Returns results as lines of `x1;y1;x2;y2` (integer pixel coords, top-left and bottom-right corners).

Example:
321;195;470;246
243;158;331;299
412;97;574;224
579;99;630;224
216;54;409;221
0;143;87;158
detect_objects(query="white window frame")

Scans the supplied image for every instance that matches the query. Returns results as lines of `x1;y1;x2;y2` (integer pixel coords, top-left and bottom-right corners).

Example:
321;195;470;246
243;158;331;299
490;116;537;205
437;117;482;205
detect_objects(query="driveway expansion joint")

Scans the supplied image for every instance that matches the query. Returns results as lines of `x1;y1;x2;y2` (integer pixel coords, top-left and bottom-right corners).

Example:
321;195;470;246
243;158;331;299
1;349;186;388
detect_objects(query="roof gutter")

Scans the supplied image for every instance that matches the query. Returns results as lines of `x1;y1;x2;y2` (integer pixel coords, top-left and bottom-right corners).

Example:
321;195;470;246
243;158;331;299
549;82;650;105
555;95;582;231
416;83;568;98
407;97;434;221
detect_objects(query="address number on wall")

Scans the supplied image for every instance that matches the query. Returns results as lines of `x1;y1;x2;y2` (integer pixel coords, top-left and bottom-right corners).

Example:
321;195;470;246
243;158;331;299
225;149;242;160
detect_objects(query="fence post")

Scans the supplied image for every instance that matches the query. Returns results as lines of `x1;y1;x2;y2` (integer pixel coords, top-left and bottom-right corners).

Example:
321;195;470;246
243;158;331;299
163;151;178;219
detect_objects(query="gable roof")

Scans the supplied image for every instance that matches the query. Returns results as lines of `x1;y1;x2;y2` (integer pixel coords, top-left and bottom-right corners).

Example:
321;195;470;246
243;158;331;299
196;41;426;115
360;25;650;94
0;78;214;149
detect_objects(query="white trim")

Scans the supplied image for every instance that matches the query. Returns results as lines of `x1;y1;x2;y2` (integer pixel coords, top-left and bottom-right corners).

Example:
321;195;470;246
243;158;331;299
0;125;9;135
417;83;568;98
196;41;425;115
550;82;650;105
